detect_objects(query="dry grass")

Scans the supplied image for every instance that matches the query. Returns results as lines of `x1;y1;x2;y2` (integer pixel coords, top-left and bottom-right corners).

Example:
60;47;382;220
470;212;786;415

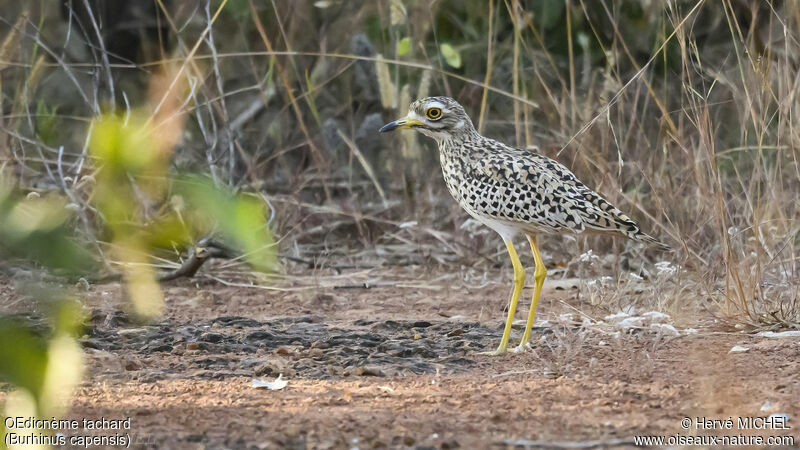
0;1;798;329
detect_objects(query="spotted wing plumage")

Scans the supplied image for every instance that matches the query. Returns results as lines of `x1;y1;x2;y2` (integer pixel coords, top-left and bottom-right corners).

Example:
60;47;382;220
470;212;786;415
440;135;665;247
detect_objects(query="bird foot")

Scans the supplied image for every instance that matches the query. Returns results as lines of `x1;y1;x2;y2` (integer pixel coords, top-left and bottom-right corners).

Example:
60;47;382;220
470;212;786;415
512;342;531;353
481;345;509;356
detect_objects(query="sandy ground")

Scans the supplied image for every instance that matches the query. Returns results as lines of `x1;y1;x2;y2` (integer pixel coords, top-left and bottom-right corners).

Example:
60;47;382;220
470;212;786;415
1;267;799;449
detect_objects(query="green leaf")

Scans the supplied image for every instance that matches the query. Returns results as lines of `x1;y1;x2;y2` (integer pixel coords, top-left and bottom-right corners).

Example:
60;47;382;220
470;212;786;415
0;318;48;398
176;176;277;272
89;114;158;173
397;37;411;56
0;188;96;275
440;43;462;69
35;100;60;147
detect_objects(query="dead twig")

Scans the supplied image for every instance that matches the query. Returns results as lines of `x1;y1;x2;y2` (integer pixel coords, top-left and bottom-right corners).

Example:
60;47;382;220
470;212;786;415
89;238;236;283
157;239;234;282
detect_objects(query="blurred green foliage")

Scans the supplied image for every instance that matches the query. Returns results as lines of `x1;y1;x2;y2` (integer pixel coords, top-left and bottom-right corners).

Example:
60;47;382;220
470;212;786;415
176;175;277;273
0;183;95;275
439;43;462;68
87;109;276;317
397;36;411;56
0;184;88;448
0;318;48;399
1;62;276;448
35;100;60;148
0;299;85;410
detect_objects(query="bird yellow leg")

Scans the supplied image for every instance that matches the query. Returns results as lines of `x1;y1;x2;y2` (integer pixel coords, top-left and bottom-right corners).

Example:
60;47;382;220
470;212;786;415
484;239;525;355
518;234;546;349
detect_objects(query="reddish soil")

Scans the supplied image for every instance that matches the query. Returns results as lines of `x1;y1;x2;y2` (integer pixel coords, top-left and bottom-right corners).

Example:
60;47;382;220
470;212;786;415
1;267;799;449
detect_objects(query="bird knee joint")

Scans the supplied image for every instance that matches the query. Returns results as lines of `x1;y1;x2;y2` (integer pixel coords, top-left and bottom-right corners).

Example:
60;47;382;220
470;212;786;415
513;266;526;285
534;266;546;282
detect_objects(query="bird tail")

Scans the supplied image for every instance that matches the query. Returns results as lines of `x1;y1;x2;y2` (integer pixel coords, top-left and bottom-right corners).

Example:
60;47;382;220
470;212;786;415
601;204;671;252
611;213;671;251
631;230;672;252
579;189;671;251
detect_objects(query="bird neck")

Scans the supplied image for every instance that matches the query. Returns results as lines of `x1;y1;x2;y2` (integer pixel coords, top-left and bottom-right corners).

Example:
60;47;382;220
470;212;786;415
437;128;481;154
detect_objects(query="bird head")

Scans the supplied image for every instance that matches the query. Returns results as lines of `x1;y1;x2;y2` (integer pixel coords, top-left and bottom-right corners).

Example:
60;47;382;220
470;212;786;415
379;96;475;142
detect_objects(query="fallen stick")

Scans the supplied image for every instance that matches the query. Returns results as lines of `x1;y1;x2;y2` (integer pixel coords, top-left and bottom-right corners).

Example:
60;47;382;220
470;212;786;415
156;239;234;281
85;237;237;284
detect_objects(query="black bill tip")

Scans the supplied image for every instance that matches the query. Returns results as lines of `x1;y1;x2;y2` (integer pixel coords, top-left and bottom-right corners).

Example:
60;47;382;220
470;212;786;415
379;121;401;133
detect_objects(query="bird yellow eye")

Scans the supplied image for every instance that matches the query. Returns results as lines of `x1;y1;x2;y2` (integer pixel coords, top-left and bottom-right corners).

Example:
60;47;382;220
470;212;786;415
426;107;442;120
